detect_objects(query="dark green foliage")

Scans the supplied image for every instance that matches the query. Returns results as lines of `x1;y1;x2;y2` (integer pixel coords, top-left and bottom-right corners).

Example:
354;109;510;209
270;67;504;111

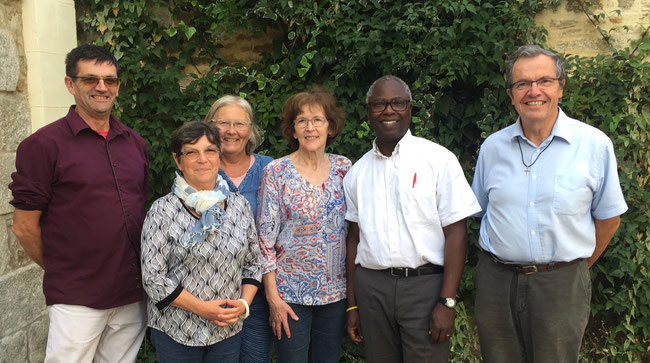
76;0;649;361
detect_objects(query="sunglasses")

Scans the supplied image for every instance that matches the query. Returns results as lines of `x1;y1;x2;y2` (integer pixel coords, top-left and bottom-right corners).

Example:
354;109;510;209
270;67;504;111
70;76;120;87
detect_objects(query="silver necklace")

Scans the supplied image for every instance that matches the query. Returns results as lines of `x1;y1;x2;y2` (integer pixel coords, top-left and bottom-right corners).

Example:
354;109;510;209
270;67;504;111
517;136;554;174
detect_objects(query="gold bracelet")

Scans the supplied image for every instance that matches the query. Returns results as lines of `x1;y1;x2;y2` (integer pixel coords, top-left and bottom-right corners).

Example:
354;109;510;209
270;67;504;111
346;305;359;312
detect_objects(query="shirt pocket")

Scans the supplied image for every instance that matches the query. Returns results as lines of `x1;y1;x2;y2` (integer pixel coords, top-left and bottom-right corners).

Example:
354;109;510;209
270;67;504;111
552;175;593;215
403;179;438;224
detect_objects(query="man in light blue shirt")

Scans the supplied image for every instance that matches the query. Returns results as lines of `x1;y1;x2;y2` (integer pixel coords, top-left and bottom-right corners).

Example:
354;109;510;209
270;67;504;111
471;45;627;363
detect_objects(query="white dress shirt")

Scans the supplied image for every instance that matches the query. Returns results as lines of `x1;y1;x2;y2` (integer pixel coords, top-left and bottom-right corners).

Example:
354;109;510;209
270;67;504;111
344;130;481;269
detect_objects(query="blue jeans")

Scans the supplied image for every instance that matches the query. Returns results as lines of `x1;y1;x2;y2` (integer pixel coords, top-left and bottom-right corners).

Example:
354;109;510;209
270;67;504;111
150;328;241;363
275;300;346;363
240;290;273;363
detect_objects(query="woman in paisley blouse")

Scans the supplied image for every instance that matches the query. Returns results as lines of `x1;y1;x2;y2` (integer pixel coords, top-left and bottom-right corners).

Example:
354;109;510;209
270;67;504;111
257;87;350;363
141;121;263;363
203;95;274;362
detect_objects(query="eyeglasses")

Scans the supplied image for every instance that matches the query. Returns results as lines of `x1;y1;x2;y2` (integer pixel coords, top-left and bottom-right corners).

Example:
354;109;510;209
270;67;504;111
509;77;559;92
70;76;120;87
368;99;410;113
178;147;220;161
294;117;328;129
212;120;252;131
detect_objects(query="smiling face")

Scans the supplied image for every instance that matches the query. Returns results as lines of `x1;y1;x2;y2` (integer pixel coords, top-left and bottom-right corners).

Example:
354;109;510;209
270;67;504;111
173;135;220;191
293;103;331;153
213;104;252;157
367;79;412;155
64;59;120;123
507;54;564;128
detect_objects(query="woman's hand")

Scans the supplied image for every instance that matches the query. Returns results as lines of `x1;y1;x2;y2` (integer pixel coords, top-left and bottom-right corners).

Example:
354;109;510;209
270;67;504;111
267;295;299;339
200;299;245;327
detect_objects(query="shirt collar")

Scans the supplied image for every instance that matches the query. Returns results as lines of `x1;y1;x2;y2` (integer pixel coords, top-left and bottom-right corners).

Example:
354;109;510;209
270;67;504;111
372;129;414;158
509;107;572;144
65;105;125;138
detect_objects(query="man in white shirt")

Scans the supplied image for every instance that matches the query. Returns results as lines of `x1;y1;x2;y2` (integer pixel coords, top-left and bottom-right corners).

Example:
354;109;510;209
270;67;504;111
343;75;481;362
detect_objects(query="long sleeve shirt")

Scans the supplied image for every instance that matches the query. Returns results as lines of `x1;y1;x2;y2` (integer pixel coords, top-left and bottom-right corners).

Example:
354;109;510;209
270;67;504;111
141;192;263;346
9;106;149;308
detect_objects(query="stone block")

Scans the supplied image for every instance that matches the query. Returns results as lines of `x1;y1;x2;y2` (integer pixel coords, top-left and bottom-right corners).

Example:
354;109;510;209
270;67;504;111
0;30;19;91
1;153;18;215
6;214;33;271
0;265;46;336
27;316;48;363
0;93;31;152
0;216;10;276
0;330;28;363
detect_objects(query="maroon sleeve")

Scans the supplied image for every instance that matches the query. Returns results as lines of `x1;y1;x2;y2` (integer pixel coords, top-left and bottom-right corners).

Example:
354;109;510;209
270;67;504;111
9;133;55;211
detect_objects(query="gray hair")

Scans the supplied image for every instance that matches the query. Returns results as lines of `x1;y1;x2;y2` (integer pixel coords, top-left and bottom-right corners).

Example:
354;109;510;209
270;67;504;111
505;45;566;88
203;95;262;155
366;75;412;103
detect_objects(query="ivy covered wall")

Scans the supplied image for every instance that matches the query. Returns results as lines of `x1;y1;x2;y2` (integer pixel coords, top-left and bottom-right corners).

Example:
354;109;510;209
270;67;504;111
75;1;649;361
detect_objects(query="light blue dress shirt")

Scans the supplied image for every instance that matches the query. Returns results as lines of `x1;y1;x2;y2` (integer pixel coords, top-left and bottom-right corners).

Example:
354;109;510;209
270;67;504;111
219;153;273;221
472;108;628;263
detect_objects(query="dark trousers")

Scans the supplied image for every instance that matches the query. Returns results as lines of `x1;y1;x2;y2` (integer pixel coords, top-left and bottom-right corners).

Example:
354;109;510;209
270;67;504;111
151;329;240;363
275;300;346;363
240;290;272;363
355;266;449;363
474;252;591;363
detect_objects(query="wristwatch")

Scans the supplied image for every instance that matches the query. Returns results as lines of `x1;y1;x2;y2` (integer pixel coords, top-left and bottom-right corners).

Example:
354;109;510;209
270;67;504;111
438;297;456;309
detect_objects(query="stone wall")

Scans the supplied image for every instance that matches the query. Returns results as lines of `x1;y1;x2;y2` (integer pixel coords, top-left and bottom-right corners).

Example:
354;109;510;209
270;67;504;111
537;0;650;57
0;0;47;362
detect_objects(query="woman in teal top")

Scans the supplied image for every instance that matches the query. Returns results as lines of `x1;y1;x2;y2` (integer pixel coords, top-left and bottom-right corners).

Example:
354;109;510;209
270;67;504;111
204;95;273;362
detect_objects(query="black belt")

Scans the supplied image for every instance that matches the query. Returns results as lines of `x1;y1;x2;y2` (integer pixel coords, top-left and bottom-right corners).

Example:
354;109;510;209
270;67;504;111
382;263;444;277
484;250;582;275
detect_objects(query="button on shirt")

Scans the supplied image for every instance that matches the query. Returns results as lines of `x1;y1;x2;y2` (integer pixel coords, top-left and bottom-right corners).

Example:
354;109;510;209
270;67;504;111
344;130;481;269
471;108;628;263
9;106;149;308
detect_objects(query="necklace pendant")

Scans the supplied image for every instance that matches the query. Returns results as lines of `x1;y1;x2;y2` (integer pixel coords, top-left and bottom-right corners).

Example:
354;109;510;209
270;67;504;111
524;167;530;175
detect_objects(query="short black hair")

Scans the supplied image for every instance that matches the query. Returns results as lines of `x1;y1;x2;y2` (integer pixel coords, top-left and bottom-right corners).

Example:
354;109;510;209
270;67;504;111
65;44;121;78
171;121;221;156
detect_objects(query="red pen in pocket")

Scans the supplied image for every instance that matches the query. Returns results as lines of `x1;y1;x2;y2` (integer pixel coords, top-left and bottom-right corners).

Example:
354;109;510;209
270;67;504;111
412;173;417;188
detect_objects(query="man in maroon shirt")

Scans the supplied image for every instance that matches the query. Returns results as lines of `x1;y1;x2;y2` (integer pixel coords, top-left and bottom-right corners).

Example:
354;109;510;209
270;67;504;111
9;44;149;362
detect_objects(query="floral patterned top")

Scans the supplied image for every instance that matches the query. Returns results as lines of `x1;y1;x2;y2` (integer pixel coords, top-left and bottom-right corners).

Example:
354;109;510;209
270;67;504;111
257;154;351;305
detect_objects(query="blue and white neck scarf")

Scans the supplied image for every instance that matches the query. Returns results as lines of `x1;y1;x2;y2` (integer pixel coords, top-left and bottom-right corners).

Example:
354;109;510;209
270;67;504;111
172;170;230;246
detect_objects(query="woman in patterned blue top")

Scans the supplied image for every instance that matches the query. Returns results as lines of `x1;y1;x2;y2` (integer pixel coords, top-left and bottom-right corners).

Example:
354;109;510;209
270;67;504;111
204;96;273;362
141;122;263;363
258;87;350;363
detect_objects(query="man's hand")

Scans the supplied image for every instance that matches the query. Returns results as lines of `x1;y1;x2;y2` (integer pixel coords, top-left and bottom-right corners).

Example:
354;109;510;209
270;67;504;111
11;209;44;268
429;303;455;343
346;309;363;343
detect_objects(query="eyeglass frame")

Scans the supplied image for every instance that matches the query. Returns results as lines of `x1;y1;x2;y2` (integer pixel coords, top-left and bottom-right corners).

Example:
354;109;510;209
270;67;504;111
367;98;411;113
176;147;221;161
69;75;121;87
211;119;252;131
293;116;328;129
508;77;560;92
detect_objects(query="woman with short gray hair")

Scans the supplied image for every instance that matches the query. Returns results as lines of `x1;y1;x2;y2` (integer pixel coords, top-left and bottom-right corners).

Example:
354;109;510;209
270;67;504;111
204;96;274;362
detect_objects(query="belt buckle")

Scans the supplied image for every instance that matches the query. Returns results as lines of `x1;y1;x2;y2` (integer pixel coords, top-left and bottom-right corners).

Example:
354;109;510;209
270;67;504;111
521;265;538;275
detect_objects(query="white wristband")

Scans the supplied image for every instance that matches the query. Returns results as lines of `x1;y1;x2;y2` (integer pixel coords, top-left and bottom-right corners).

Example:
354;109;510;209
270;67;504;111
238;298;250;319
